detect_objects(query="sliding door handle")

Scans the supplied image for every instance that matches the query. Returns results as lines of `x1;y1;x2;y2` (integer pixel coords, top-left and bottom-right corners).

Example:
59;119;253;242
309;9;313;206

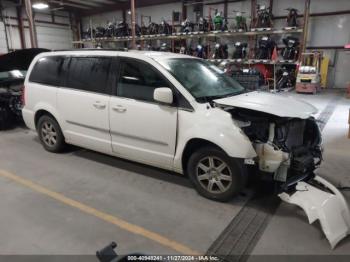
112;105;127;113
93;102;106;110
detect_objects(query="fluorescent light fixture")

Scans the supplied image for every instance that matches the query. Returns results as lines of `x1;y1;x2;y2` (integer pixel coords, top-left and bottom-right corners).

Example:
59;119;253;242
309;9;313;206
32;2;49;10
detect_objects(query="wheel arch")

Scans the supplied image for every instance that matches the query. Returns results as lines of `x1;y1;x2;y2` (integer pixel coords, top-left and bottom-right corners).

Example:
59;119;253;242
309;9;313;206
34;109;59;129
181;138;225;175
175;129;257;174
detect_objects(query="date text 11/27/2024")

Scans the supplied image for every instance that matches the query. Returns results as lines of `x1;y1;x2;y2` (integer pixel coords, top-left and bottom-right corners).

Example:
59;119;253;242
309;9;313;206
127;255;220;261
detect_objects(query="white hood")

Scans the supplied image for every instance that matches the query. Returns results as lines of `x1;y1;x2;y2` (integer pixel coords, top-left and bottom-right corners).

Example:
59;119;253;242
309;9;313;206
214;91;318;119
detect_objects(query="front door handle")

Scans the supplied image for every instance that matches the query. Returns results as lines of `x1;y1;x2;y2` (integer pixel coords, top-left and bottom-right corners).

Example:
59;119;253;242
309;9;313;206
93;102;106;110
112;105;127;113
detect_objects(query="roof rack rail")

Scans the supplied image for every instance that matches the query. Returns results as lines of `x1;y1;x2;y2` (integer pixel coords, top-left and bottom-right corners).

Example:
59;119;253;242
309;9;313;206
52;48;129;52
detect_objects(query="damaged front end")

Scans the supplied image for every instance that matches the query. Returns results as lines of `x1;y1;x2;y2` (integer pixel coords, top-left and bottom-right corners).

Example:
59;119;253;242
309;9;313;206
226;106;350;248
228;107;322;185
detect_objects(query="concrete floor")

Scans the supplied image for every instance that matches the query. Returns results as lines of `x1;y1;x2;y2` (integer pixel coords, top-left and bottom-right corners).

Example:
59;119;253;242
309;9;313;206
0;127;248;255
0;90;349;258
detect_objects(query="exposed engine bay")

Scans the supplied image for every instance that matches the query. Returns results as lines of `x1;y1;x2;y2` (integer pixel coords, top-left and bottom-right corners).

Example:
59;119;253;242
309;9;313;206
221;106;349;248
228;107;322;187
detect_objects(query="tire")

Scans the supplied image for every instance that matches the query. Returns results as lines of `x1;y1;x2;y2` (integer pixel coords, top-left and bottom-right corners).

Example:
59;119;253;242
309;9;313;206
0;107;9;130
187;146;246;202
37;115;65;153
0;106;13;130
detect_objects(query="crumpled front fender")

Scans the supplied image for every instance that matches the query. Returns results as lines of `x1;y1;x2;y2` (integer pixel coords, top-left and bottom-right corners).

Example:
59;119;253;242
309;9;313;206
279;175;350;249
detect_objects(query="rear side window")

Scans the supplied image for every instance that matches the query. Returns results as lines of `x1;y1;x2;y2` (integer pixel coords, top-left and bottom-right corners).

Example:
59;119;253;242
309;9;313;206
117;58;169;102
65;57;111;94
29;56;64;86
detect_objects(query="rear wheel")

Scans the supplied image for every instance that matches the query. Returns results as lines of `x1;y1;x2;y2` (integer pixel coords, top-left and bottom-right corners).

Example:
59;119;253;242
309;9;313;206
187;146;246;202
37;115;65;153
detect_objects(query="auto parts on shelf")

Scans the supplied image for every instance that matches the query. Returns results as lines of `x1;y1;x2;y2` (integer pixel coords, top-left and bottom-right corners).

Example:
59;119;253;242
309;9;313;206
286;8;299;28
282;36;300;60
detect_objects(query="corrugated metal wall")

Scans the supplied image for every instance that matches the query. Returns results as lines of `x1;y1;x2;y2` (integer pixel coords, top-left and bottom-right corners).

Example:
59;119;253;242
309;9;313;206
0;6;73;53
0;22;8;52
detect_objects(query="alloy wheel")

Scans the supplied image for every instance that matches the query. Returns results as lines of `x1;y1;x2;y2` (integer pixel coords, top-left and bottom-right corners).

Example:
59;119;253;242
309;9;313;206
41;121;57;147
196;156;233;194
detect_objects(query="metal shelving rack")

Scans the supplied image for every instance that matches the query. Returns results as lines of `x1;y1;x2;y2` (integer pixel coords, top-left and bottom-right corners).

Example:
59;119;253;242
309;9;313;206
73;0;311;92
73;28;303;93
73;28;303;45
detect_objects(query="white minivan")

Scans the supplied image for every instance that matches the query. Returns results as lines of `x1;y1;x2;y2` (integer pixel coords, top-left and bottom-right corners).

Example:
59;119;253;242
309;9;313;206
23;50;322;201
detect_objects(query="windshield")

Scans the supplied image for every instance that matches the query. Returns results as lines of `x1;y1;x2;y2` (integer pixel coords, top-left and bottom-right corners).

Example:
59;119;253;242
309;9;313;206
158;58;245;102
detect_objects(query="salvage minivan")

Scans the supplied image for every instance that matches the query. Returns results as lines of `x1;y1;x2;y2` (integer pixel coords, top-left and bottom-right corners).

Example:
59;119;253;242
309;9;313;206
23;50;323;201
22;51;350;248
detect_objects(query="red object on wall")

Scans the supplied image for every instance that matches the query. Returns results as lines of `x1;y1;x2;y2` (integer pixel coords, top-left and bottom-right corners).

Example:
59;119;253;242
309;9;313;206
252;64;273;80
271;47;278;61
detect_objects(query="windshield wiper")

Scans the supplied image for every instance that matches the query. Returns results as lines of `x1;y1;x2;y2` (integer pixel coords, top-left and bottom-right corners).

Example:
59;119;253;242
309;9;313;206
197;91;246;102
196;96;221;103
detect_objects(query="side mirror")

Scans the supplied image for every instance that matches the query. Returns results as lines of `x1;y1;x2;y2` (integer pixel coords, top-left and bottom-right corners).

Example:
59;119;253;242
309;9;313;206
153;88;173;104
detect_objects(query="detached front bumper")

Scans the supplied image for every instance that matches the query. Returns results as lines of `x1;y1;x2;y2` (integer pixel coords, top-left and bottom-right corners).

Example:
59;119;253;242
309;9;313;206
279;175;350;249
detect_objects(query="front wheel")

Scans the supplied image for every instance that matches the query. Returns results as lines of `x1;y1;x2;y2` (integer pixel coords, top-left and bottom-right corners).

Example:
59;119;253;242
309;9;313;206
187;146;246;202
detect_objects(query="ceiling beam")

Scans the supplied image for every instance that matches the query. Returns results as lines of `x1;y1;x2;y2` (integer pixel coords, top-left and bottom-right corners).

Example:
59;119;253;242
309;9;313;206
65;0;104;7
49;1;93;10
81;0;180;17
87;0;118;4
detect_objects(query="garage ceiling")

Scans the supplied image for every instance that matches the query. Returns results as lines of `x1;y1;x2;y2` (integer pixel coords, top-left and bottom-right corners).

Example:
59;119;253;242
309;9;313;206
48;0;130;12
4;0;180;15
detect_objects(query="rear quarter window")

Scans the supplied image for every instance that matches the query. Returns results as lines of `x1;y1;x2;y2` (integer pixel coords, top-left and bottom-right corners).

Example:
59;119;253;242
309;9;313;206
64;57;111;94
29;56;64;86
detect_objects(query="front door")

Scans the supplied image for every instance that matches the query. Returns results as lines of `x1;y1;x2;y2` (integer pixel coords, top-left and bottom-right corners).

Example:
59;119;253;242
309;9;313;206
109;58;177;169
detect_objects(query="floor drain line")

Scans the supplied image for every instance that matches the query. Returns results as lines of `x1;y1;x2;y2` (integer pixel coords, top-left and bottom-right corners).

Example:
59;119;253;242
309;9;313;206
206;195;280;262
317;96;341;131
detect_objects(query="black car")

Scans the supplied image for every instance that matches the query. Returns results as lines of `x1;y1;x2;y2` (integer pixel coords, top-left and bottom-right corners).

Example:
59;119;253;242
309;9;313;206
0;48;49;130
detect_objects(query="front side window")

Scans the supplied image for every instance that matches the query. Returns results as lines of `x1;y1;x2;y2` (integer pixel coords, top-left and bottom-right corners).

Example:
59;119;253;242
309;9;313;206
158;58;245;102
29;56;64;86
117;58;169;102
65;57;111;94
